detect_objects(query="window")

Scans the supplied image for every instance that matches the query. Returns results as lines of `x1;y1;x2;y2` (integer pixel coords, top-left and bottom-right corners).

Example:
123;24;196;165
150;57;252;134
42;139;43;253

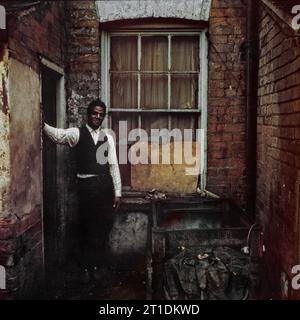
101;27;208;188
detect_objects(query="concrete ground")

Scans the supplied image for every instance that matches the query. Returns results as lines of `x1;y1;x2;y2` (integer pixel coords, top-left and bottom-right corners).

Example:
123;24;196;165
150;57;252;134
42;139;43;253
41;257;148;300
42;264;147;300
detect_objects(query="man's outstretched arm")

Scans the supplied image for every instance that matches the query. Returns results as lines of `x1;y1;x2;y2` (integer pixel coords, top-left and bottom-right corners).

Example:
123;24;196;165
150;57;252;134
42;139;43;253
43;123;80;147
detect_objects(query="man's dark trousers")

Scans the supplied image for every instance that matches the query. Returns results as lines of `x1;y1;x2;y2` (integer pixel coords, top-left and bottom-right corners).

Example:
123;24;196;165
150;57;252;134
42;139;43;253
77;174;114;269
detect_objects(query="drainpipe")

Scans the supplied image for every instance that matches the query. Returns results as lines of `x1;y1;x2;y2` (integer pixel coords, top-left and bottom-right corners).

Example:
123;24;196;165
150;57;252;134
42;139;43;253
246;0;259;219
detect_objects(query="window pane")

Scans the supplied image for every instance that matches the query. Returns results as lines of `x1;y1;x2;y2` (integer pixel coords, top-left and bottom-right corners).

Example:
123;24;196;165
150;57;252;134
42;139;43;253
171;114;198;141
141;114;169;138
111;112;139;187
110;73;137;109
141;74;168;109
111;112;138;144
141;36;168;71
111;36;137;71
171;36;199;72
171;74;198;109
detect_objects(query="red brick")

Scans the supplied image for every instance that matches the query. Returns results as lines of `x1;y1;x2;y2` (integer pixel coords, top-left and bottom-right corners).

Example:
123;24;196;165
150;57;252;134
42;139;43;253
212;0;244;8
257;4;300;299
208;133;233;142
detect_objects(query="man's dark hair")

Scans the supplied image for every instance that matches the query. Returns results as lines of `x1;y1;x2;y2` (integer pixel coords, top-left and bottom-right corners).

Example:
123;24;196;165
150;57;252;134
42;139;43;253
87;99;107;115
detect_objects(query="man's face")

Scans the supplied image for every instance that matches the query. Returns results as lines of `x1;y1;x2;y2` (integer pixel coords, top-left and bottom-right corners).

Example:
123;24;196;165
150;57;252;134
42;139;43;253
87;106;105;129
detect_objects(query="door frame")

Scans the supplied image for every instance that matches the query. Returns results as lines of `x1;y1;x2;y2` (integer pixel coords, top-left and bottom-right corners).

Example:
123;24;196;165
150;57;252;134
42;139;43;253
39;57;66;275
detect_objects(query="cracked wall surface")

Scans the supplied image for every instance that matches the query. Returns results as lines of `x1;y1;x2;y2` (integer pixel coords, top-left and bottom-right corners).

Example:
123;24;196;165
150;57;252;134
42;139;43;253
0;49;10;220
0;1;67;299
96;0;212;22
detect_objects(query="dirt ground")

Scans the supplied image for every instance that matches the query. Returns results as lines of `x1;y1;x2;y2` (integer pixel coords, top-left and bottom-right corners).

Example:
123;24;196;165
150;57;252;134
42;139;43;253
41;258;148;300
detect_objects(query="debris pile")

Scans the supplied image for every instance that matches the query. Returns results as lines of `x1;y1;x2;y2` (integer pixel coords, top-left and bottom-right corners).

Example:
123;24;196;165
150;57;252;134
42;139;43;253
145;189;167;200
163;246;250;300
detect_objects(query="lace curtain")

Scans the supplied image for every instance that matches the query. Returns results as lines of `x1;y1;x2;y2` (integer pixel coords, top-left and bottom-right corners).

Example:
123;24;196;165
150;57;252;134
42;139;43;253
110;35;199;114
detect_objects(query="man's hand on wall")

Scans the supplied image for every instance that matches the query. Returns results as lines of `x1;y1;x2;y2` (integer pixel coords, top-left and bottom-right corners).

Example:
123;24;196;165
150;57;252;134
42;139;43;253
113;197;121;210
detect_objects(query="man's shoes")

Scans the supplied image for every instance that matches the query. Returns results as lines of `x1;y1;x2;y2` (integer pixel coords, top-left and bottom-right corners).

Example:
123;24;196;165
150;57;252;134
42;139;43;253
80;268;91;284
92;266;106;282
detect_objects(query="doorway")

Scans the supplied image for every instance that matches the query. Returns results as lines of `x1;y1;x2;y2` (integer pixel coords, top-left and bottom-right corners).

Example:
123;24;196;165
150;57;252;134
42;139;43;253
40;59;66;284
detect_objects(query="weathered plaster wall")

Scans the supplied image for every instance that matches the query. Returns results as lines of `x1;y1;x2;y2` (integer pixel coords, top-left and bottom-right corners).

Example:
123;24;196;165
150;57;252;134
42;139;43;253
0;49;10;220
9;58;42;220
0;1;66;299
0;57;44;300
96;0;212;22
0;58;44;299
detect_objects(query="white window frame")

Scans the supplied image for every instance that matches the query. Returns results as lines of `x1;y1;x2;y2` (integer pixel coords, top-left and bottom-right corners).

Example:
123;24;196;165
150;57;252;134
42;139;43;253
101;28;208;190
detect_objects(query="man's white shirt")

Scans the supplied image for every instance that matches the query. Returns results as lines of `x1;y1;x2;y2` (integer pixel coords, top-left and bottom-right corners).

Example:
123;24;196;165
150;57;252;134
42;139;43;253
44;123;122;197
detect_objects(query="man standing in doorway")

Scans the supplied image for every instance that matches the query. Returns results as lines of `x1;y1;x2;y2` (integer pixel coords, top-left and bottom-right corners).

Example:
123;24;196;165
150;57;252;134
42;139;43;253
43;99;122;284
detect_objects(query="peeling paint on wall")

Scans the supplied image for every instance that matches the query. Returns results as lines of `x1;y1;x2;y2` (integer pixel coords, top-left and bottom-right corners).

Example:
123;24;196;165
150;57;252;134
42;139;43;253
1;76;8;115
8;58;42;219
96;0;212;22
0;49;10;219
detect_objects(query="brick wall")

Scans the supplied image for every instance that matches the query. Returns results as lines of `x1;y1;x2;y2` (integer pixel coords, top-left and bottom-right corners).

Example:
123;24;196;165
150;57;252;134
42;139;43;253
0;1;66;299
8;1;65;71
256;4;300;299
65;0;100;126
207;0;247;208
